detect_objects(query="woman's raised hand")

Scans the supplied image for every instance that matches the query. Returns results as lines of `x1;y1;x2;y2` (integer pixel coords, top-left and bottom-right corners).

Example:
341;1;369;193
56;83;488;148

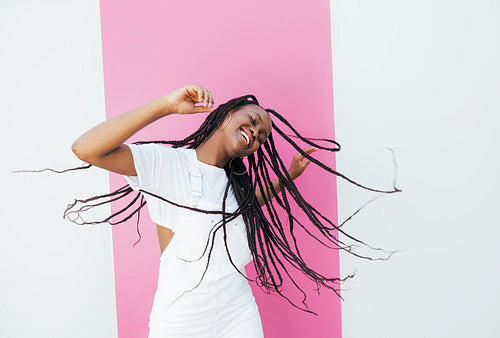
162;85;214;115
288;147;319;180
256;147;319;206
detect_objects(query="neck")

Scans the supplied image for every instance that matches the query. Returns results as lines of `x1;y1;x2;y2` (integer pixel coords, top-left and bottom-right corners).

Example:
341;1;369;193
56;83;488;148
195;133;230;168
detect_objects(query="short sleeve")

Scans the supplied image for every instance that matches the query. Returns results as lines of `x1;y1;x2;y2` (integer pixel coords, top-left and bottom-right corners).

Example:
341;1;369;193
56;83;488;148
123;143;188;230
124;143;170;191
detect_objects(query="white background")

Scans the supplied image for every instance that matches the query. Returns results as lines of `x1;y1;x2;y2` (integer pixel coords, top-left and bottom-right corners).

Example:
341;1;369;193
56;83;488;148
331;0;500;337
2;0;499;337
1;1;117;337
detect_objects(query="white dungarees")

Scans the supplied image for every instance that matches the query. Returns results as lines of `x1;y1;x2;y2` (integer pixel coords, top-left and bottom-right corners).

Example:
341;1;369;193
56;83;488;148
125;144;264;338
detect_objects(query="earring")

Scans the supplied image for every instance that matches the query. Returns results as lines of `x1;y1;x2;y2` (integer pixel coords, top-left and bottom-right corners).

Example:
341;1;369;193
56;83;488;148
220;113;232;130
229;158;247;176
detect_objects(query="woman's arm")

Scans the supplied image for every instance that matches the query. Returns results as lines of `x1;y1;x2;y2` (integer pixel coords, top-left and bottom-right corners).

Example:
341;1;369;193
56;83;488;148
256;147;318;206
71;85;214;176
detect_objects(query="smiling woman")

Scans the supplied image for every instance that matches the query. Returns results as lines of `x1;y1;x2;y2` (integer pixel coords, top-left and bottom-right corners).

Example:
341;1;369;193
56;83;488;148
194;104;272;165
67;84;400;337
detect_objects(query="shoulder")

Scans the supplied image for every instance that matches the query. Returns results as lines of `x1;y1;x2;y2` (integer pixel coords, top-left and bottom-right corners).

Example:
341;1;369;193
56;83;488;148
126;143;188;160
124;144;192;191
125;143;193;179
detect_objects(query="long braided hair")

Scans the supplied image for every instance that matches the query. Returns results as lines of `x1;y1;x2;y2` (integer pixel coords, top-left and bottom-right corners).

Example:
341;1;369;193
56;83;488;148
61;94;401;314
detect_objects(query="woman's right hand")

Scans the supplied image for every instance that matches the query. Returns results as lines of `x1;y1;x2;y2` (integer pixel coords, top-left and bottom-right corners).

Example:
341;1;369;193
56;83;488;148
72;84;214;176
162;85;214;115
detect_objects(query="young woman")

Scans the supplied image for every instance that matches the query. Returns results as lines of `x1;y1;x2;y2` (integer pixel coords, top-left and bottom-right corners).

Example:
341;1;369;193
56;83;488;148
70;84;398;337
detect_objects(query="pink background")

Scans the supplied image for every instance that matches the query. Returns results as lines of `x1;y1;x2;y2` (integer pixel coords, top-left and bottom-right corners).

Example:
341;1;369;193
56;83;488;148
99;0;340;336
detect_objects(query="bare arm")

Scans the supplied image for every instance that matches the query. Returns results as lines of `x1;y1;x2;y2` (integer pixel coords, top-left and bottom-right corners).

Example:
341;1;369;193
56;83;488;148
256;147;318;206
71;85;214;176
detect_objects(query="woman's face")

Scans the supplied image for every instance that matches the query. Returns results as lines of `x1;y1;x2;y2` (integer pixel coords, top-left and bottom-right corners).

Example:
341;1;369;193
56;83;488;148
220;104;272;158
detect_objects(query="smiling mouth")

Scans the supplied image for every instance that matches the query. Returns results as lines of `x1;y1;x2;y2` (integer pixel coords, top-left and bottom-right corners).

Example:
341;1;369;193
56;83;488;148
240;128;252;148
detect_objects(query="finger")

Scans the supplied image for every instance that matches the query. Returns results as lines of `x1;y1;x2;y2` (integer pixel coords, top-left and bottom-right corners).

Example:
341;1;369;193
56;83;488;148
203;88;214;109
195;86;205;103
302;147;319;155
294;147;317;162
192;105;212;114
294;153;304;162
190;85;204;103
186;85;201;103
202;88;210;106
208;91;214;107
294;150;312;162
184;85;199;103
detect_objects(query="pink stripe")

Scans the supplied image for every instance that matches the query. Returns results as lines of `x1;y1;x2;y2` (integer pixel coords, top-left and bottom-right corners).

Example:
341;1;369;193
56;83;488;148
100;1;339;337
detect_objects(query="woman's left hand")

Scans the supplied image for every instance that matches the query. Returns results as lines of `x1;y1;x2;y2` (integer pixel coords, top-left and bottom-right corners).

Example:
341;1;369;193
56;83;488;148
288;147;319;180
256;146;319;206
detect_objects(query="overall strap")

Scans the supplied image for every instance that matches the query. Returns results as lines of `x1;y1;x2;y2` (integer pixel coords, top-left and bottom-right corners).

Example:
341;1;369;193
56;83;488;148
186;149;203;207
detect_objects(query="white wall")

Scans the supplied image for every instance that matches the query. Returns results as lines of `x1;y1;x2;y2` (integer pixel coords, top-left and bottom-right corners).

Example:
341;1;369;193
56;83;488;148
0;1;117;337
331;0;500;337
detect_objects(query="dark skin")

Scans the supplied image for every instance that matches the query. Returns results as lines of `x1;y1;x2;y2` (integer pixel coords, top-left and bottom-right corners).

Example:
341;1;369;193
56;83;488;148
72;85;317;254
196;105;272;167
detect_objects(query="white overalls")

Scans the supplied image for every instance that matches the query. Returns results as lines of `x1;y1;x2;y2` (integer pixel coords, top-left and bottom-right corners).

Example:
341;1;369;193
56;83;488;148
126;145;264;338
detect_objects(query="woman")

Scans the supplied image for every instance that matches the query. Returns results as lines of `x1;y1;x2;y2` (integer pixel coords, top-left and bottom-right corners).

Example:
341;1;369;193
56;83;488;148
70;84;398;337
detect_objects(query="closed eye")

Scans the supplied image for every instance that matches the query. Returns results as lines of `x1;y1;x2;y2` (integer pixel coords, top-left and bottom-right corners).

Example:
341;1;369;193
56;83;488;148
249;115;264;144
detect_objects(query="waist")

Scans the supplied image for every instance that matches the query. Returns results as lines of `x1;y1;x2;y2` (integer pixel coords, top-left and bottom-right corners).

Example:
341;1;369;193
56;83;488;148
153;268;253;313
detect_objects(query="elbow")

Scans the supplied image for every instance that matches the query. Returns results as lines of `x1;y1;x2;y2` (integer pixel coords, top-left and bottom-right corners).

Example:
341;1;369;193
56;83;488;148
71;140;90;163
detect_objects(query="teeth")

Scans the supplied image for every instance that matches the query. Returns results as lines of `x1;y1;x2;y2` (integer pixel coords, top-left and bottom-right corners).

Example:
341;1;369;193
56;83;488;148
241;130;250;145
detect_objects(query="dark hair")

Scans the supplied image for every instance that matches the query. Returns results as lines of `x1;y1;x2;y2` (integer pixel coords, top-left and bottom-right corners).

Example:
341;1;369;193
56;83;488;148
60;94;401;314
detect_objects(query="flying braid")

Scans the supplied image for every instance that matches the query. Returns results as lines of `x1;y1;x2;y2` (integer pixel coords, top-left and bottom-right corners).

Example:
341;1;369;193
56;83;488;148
30;94;401;314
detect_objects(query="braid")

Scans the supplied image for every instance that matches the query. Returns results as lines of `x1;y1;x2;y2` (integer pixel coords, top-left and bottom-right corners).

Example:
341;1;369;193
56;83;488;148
35;94;401;315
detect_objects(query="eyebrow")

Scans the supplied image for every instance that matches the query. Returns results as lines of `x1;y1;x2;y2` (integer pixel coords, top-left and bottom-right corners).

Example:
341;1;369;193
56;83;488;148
251;111;263;123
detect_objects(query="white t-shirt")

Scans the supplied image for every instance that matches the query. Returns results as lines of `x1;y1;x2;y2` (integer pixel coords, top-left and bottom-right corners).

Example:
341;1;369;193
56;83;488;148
124;143;239;232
